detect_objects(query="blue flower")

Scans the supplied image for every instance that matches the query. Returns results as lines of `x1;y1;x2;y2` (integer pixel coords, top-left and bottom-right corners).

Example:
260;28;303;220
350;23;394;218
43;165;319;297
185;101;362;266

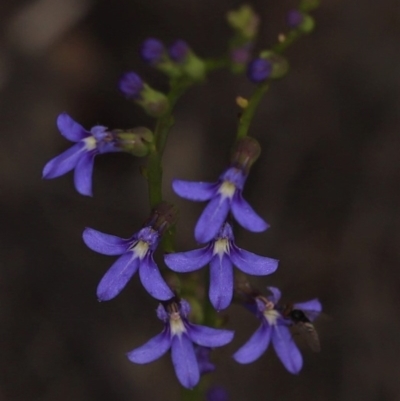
172;166;268;243
83;225;174;301
206;386;229;401
127;299;234;389
247;58;273;83
118;72;144;99
140;38;165;64
42;113;122;196
165;222;278;310
233;287;322;374
169;40;190;63
286;9;304;29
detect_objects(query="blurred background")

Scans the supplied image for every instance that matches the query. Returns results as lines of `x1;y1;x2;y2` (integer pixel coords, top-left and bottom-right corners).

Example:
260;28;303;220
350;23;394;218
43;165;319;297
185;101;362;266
1;0;400;400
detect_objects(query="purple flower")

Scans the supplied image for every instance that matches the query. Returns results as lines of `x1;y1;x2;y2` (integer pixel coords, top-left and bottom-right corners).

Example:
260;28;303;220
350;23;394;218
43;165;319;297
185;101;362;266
42;113;121;196
195;346;215;375
233;287;322;374
286;9;304;29
83;225;174;301
127;299;234;389
247;58;273;83
169;39;190;63
118;72;144;99
140;38;165;64
172;166;268;243
165;222;278;310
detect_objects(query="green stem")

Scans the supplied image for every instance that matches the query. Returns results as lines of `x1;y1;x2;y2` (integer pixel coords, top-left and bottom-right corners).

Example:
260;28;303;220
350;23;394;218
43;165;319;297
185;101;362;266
236;82;269;140
146;79;192;208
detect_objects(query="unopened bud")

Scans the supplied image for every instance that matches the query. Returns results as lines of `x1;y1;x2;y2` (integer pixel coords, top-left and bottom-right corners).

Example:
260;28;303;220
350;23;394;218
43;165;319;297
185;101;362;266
169;40;205;81
137;85;170;117
230;137;261;173
259;51;289;79
227;5;260;40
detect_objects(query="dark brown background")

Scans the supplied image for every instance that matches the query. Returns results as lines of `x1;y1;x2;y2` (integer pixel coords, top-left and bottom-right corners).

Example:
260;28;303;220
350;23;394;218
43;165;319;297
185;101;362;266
1;0;399;400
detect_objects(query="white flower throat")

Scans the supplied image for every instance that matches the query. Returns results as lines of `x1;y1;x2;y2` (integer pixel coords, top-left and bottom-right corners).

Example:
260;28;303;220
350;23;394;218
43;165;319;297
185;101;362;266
218;181;236;199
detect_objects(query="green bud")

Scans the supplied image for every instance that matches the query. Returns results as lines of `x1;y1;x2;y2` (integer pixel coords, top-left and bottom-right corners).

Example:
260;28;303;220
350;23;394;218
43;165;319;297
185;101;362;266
230;137;261;173
259;51;289;79
298;14;315;33
156;60;183;79
181;52;206;81
115;127;153;157
299;0;320;12
137;84;169;117
226;4;260;40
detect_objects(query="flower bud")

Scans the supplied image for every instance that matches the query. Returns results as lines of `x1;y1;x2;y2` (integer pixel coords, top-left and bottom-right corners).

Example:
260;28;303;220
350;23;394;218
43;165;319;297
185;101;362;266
119;72;169;117
169;40;205;81
230;137;261;173
299;0;320;12
118;72;144;99
259;51;289;79
247;58;272;83
226;5;260;40
140;38;182;78
114;127;153;157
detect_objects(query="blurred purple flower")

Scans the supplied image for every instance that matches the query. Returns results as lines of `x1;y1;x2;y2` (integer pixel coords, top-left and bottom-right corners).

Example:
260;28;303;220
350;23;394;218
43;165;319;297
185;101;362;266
169;39;190;62
42;113;121;196
140;38;165;64
165;222;278;310
286;9;304;29
172;166;268;243
233;287;321;374
118;72;144;99
127;299;234;389
83;225;173;301
247;58;273;83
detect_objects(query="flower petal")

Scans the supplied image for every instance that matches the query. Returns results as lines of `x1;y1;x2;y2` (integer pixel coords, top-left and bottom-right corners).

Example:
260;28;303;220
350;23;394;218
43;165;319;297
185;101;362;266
127;330;171;364
209;254;233;310
83;228;131;255
231;192;269;232
164;246;213;273
272;325;303;374
96;252;139;301
139;255;174;300
229;245;279;276
267;286;282;304
293;299;322;319
195;196;230;243
57;112;89;141
187;324;234;347
171;334;200;389
172;180;216;201
74;151;96;196
233;323;271;364
42;142;85;179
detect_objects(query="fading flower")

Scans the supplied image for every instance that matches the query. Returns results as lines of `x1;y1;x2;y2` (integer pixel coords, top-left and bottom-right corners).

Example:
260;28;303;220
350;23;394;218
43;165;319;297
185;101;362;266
127;299;234;389
42;113;122;196
165;222;278;310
